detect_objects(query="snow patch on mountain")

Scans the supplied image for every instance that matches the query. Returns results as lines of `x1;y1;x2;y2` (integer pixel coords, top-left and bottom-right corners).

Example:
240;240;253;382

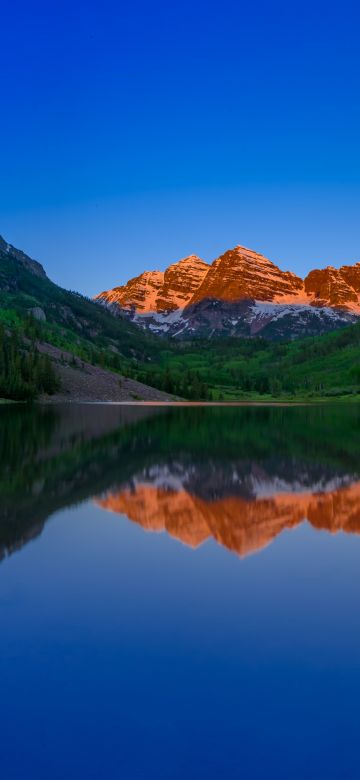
95;242;360;339
250;301;342;320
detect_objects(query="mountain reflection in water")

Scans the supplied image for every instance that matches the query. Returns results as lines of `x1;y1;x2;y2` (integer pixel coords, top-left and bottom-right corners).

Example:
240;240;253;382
1;402;360;560
97;481;360;557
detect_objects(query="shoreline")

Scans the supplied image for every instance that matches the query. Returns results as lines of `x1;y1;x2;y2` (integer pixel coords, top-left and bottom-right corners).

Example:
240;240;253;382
2;394;359;407
38;396;360;406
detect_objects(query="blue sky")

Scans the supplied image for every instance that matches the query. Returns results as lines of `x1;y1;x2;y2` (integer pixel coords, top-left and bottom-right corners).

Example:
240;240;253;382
1;0;360;296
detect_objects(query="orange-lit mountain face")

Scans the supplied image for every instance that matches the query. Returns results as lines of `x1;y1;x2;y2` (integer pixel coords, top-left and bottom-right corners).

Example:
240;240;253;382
96;255;209;313
189;246;304;305
95;245;360;339
305;264;360;308
96;480;360;559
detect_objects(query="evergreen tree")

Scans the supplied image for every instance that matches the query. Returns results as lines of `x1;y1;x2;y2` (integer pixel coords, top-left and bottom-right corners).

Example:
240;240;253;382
0;327;59;401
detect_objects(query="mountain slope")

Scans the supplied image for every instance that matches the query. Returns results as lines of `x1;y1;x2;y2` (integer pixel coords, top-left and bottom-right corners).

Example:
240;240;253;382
0;234;179;399
96;244;360;340
96;255;209;312
0;235;47;279
1;233;359;401
305;264;360;308
133;319;360;399
189;245;304;304
0;234;164;362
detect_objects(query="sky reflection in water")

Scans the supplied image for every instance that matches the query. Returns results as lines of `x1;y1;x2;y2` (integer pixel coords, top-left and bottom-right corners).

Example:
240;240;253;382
1;403;360;779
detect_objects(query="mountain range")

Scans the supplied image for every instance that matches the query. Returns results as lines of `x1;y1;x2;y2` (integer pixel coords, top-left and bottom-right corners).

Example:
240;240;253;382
96;245;360;340
0;232;359;400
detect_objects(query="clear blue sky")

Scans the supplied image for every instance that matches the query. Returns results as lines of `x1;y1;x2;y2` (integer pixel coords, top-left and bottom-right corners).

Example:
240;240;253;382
1;0;360;296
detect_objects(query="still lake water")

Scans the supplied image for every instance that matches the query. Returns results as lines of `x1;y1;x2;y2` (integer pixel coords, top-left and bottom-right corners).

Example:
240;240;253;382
1;402;360;779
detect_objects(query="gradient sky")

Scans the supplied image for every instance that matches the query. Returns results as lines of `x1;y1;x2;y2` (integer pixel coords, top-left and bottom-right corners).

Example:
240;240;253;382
1;0;360;296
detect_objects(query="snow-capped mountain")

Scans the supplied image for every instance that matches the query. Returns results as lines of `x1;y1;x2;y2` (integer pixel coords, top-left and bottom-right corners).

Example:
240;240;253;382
95;244;360;340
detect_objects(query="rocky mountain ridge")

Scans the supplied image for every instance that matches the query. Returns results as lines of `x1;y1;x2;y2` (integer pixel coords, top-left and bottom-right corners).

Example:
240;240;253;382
95;244;360;340
0;234;47;281
96;255;209;313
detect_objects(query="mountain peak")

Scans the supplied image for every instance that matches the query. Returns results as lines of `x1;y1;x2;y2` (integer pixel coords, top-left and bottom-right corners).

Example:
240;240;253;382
189;245;303;306
233;243;272;258
305;262;360;308
166;254;209;273
95;243;360;323
175;254;206;264
95;254;209;313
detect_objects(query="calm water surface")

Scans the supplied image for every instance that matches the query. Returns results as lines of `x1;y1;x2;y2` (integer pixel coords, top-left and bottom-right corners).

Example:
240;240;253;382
1;403;360;779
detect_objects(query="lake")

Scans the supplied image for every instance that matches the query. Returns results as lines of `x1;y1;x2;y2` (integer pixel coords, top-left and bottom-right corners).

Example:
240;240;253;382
1;402;360;779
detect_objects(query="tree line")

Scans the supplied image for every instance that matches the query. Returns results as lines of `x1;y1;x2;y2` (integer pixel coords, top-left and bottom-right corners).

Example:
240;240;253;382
0;325;59;401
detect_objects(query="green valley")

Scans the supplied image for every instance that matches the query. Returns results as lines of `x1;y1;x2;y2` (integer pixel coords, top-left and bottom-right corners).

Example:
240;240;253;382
0;235;359;402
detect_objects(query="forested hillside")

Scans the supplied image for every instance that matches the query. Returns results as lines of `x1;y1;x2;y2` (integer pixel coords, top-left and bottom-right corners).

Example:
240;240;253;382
132;322;360;400
0;236;359;402
0;324;58;400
